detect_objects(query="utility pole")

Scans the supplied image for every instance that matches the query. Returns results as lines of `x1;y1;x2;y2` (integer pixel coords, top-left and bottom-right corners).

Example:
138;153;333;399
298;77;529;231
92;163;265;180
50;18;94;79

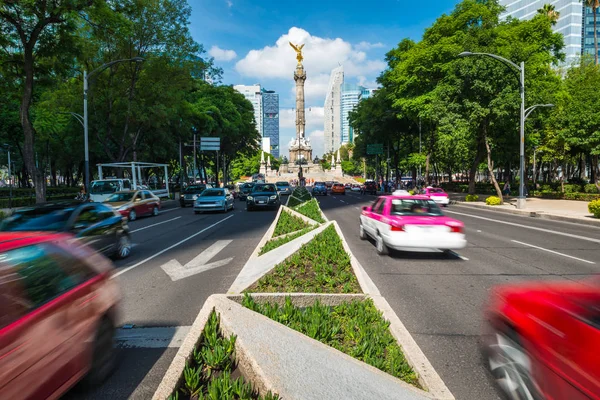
193;133;197;183
418;116;422;182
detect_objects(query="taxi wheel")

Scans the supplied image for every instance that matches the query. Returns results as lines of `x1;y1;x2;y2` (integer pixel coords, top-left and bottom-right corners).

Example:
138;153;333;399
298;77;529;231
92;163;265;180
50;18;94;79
376;232;388;255
152;206;159;216
129;209;137;221
82;317;117;386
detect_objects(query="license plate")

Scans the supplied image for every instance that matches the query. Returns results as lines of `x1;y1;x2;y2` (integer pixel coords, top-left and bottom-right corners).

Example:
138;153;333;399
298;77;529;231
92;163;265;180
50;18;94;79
258;201;265;204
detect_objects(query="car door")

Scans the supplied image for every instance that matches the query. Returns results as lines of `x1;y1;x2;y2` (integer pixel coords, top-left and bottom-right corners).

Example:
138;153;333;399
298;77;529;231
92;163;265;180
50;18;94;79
144;191;159;214
0;244;77;399
71;206;103;253
362;198;383;235
371;198;388;234
132;191;146;216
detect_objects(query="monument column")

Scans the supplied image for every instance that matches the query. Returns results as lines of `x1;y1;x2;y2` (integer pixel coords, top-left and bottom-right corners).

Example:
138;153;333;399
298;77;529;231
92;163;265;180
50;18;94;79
289;41;312;171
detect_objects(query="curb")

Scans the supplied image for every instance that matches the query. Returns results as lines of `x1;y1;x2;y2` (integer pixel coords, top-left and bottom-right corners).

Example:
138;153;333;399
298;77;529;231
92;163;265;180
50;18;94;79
452;201;600;227
281;204;321;226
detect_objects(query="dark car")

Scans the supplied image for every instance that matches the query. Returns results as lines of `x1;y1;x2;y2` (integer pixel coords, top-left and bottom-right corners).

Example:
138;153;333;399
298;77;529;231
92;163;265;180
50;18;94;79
0;201;132;259
325;181;334;190
312;182;327;196
180;184;212;207
247;183;280;211
239;182;255;201
364;181;378;195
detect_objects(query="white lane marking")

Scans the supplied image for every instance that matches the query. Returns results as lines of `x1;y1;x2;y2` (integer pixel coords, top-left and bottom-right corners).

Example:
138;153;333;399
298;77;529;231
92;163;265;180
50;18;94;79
161;240;233;281
477;230;482;233
130;216;181;233
160;208;179;214
511;240;596;264
340;200;346;203
446;250;469;261
446;210;600;244
112;215;235;278
115;326;191;348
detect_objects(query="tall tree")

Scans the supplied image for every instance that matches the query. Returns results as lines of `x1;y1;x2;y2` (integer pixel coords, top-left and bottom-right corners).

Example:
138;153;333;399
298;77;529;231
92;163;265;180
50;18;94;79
0;0;96;202
537;4;560;25
584;0;600;64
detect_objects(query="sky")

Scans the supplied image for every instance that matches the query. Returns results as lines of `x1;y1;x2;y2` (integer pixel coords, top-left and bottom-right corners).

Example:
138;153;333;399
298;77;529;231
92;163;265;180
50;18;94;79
188;0;461;158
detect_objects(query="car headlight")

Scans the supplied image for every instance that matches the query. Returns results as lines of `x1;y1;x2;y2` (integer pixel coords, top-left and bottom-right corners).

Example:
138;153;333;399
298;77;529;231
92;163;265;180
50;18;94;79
247;196;253;200
270;195;277;200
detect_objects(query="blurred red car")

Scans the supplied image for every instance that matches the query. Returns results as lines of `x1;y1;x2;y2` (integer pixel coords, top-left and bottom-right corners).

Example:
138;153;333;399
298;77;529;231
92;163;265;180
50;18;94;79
0;232;121;399
483;280;600;400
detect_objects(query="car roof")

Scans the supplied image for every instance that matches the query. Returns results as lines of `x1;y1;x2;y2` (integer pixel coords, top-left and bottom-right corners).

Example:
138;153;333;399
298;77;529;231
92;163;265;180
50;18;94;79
384;195;431;200
276;181;289;184
0;232;72;253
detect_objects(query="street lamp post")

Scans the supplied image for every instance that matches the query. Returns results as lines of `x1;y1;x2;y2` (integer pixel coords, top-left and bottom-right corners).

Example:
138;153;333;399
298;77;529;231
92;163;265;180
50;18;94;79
83;57;144;192
458;52;527;208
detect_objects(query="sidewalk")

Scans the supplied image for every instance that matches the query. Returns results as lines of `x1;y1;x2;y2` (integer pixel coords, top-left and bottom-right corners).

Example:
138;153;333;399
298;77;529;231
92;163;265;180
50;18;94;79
449;193;599;227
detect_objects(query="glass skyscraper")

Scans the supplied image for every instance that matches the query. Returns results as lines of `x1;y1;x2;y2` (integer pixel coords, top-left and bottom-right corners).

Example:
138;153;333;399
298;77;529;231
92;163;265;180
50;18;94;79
499;0;583;65
341;83;366;145
262;89;279;158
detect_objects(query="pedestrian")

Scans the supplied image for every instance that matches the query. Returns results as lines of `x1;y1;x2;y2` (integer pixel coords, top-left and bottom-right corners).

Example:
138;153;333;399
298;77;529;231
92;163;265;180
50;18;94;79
502;182;510;196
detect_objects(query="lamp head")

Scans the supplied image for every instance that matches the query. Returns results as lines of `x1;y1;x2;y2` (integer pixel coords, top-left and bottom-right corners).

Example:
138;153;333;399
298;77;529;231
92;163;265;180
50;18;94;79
132;57;145;63
458;51;473;57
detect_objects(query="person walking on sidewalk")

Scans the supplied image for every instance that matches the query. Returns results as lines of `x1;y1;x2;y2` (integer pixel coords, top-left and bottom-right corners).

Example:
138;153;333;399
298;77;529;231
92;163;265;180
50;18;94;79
502;182;511;196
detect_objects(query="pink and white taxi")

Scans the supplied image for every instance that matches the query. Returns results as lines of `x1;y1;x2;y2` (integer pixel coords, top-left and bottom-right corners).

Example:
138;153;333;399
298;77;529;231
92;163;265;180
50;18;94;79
424;187;450;206
359;195;466;255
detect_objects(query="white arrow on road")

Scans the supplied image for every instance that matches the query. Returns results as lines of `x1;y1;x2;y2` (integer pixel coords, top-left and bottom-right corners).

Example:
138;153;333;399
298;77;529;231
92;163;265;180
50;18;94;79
161;240;233;281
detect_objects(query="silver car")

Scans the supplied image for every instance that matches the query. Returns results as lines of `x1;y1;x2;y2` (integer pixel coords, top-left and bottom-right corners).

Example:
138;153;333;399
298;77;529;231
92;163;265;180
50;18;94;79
275;181;292;196
180;184;213;207
194;188;234;214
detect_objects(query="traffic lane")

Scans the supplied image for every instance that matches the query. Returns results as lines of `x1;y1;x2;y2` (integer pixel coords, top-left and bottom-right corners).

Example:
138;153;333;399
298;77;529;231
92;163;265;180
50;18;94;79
319;195;600;400
74;206;277;400
114;206;276;326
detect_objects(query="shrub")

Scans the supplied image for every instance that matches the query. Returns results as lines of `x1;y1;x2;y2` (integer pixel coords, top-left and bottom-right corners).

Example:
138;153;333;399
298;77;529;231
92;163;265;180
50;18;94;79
588;199;600;218
465;194;479;202
486;196;502;206
584;183;600;194
564;193;600;201
286;187;312;208
273;210;310;236
563;184;582;194
293;199;325;223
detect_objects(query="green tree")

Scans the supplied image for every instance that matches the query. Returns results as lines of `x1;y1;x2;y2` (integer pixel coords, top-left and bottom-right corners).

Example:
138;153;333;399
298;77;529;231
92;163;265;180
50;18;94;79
537;4;560;25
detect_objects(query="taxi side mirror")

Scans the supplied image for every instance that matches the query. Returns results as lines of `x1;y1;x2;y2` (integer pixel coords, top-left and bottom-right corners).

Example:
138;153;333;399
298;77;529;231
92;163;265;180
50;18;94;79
362;206;371;212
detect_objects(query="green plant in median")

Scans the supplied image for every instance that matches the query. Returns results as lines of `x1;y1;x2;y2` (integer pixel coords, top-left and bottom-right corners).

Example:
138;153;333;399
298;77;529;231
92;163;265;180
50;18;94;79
287;187;312;207
589;199;600;218
242;295;419;387
486;196;502;206
292;199;325;223
259;225;318;255
273;210;311;237
249;225;361;293
169;311;280;400
465;194;479;202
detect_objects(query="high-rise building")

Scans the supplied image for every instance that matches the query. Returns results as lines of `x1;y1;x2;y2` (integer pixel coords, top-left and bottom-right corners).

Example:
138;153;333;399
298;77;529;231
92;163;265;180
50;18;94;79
262;89;279;158
233;84;263;135
323;65;344;155
341;83;367;145
499;0;583;65
583;5;600;59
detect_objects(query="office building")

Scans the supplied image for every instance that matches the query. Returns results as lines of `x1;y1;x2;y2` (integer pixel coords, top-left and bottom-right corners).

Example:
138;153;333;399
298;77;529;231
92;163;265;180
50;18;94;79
262;89;280;158
233;84;263;135
499;0;583;65
583;5;600;59
323;65;344;154
341;83;368;144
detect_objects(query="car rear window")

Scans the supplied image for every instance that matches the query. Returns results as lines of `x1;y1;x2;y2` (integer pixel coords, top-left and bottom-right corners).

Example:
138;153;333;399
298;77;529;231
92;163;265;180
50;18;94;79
253;184;276;193
201;189;224;197
185;185;206;194
428;188;445;194
390;199;443;216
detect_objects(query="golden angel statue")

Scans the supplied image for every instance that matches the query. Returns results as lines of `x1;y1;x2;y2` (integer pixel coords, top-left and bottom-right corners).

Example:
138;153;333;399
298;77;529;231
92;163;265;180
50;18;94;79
289;42;305;65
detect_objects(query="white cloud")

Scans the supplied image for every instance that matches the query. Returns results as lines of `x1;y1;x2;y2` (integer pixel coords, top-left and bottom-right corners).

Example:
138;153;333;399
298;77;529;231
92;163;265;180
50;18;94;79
226;0;233;8
209;45;237;62
354;41;385;51
235;27;385;80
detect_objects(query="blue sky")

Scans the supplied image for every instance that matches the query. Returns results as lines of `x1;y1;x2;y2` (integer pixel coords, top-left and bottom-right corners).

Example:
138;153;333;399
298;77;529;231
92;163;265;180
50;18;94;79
188;0;461;157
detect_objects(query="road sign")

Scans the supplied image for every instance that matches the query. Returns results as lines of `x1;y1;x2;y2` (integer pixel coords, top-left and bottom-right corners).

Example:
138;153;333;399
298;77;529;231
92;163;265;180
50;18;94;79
200;137;220;151
367;144;384;155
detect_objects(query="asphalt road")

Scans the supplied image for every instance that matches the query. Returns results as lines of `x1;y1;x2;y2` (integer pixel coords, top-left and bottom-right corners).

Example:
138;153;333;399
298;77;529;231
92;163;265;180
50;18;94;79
66;198;278;400
316;191;600;400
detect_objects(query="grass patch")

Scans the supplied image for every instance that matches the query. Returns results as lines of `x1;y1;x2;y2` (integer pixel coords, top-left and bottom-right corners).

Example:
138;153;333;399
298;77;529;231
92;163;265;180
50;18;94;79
248;225;361;293
292;199;325;223
286;187;312;208
259;225;317;255
273;210;311;237
242;295;419;387
168;311;279;400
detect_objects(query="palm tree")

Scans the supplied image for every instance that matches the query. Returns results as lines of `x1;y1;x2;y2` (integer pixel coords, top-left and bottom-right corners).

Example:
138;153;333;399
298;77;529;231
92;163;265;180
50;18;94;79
583;0;600;64
537;3;560;25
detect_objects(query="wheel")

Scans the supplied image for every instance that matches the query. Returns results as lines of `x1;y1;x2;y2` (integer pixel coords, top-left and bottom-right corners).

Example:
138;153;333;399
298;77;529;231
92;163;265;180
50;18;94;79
128;209;137;221
180;202;185;208
231;203;235;210
116;235;131;259
485;330;541;400
343;192;346;195
247;206;253;211
221;205;227;213
376;232;388;255
359;224;367;240
82;317;117;386
152;206;159;216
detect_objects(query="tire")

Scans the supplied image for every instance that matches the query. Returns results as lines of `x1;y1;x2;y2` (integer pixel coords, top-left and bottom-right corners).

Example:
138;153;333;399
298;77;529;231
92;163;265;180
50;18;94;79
231;203;235;210
152;206;159;216
375;232;388;255
180;202;185;208
221;205;227;213
116;235;132;259
247;205;253;212
82;317;117;387
359;224;367;240
485;329;541;400
128;209;137;221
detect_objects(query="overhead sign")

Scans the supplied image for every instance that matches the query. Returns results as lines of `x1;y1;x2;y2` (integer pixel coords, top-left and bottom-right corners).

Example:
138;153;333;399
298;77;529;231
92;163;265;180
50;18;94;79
367;144;384;155
200;137;220;151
